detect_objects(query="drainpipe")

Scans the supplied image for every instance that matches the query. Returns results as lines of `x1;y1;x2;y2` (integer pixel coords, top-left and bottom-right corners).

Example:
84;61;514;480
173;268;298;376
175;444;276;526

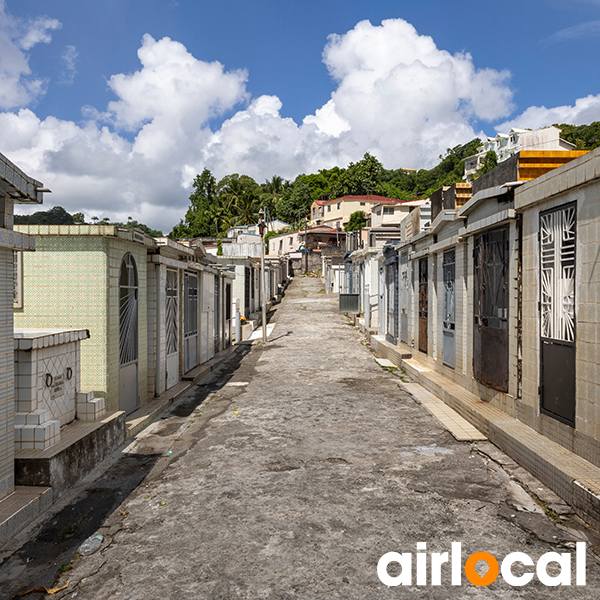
155;262;161;397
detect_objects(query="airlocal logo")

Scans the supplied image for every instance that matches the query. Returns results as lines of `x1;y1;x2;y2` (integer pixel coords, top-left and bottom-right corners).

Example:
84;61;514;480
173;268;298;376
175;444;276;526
377;542;586;587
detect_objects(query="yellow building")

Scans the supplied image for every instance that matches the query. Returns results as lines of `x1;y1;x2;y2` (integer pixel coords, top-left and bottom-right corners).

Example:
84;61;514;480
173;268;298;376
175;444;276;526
309;195;402;229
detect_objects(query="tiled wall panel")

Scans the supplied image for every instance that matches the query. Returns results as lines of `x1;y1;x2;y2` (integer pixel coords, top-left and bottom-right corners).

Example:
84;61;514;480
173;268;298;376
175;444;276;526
0;247;14;500
15;235;150;413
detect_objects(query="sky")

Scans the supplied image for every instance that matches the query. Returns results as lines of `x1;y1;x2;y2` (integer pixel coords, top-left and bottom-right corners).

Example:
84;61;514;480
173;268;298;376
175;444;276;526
2;0;600;232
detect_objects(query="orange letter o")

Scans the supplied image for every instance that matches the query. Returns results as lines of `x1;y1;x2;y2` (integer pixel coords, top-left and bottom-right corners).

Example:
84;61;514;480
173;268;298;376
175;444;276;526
465;552;499;587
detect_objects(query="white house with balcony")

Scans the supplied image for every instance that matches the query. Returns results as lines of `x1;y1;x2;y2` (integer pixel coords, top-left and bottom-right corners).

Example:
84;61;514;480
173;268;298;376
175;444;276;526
463;126;576;179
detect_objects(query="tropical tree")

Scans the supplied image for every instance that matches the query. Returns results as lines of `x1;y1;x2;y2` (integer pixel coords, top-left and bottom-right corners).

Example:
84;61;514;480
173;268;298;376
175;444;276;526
263;175;284;196
277;181;313;225
233;190;260;226
14;205;74;225
345;211;367;232
480;150;498;175
261;175;285;218
330;152;385;198
171;168;218;238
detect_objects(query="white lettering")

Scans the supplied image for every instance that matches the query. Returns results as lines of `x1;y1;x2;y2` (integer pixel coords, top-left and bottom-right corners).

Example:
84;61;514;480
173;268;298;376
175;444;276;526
377;552;412;587
536;552;571;586
501;552;534;586
416;542;427;585
431;552;449;586
451;542;461;586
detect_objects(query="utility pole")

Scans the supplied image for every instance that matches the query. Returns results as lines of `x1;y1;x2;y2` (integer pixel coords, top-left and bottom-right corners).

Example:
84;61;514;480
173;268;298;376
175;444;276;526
304;219;308;273
258;208;267;344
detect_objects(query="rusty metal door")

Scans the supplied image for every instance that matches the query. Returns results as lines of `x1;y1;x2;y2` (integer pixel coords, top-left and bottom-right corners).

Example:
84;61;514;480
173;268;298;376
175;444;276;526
418;258;428;354
540;203;576;425
443;249;456;368
473;228;509;392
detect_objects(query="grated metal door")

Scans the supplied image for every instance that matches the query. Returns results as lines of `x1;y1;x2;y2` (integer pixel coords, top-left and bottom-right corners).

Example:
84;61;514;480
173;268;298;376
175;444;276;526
385;261;398;344
418;258;428;354
540;203;576;425
400;252;409;344
214;274;220;355
443;249;456;368
473;228;509;391
244;267;250;316
183;272;198;373
119;253;139;414
165;269;179;389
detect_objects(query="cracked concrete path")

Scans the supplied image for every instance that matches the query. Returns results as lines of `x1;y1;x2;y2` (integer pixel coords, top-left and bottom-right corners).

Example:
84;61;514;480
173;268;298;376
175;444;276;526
5;277;600;599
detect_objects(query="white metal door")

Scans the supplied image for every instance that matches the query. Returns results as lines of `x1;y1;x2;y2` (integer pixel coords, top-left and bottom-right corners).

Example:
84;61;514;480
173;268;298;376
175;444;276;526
166;269;179;389
184;272;198;373
201;272;215;363
400;252;409;344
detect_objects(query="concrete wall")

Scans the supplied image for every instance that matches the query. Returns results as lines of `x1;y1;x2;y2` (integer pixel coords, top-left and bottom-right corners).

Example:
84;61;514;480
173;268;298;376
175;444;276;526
146;262;160;398
290;252;322;274
269;231;299;256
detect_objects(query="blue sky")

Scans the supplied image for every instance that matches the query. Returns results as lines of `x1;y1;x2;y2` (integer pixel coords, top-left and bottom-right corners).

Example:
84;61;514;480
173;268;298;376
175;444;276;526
2;0;600;230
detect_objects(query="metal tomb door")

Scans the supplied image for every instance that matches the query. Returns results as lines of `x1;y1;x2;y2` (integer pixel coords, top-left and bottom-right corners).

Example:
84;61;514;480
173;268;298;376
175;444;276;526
400;252;409;344
214;274;220;355
165;269;179;390
201;272;215;364
418;258;428;354
443;249;456;368
119;253;139;414
183;272;198;373
385;260;397;344
244;267;250;316
473;228;509;392
540;203;576;425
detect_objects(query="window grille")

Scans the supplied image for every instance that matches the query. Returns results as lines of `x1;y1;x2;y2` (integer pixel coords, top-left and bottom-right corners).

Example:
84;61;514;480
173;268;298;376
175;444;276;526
166;269;178;356
119;253;139;365
541;205;576;342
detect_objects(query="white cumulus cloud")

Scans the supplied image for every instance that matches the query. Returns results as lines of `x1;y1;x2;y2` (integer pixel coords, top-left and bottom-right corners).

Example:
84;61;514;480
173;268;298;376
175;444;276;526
199;19;516;180
0;16;598;233
497;95;600;130
0;0;61;109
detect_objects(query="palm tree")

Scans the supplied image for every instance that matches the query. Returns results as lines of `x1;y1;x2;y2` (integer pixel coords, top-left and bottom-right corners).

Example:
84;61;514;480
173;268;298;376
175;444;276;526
264;175;284;195
233;191;260;226
261;175;285;219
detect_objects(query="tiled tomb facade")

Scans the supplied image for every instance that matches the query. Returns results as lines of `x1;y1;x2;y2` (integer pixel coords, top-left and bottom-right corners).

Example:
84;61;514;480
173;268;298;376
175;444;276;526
14;225;153;413
0;151;43;502
13;328;104;450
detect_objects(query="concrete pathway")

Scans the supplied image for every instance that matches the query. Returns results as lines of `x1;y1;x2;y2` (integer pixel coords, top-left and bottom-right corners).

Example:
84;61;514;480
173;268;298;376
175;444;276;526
4;277;600;599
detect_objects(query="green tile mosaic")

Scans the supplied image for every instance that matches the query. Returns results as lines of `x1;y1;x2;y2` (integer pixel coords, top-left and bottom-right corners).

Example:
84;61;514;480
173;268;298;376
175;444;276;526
15;234;149;412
